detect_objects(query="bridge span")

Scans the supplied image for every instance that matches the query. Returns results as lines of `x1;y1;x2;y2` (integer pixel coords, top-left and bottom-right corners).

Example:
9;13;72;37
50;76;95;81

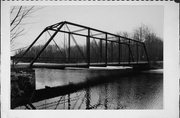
11;21;152;109
12;21;150;69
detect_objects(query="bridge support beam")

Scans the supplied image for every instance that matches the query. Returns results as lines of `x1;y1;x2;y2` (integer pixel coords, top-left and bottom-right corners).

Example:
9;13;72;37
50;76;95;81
100;39;102;63
86;29;90;67
143;43;149;63
68;33;71;63
127;39;134;64
118;37;121;64
105;33;108;66
136;42;139;63
111;42;113;62
14;21;150;69
30;22;65;67
128;39;131;64
15;28;47;64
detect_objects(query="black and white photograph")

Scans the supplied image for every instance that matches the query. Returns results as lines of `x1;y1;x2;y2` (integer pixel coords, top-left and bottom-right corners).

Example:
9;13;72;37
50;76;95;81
1;2;179;118
10;5;164;110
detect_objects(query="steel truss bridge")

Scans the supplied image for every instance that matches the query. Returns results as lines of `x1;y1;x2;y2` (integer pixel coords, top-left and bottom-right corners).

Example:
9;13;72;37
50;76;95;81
11;21;151;109
12;21;150;69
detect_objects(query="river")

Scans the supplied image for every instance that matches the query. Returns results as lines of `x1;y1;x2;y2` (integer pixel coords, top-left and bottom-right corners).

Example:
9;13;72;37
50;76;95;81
17;67;163;109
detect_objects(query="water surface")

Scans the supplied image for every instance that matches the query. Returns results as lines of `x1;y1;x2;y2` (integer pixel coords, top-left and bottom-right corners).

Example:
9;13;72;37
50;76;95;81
19;68;163;109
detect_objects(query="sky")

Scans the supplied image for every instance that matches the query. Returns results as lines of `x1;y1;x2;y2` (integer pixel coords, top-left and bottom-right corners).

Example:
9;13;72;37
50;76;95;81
12;5;164;50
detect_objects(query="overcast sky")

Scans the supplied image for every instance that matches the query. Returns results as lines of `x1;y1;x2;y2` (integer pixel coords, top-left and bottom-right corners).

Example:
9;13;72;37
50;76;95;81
12;5;163;50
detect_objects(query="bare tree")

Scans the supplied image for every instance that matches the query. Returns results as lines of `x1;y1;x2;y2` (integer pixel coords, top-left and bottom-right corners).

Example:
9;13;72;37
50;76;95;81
117;31;130;38
133;24;151;42
133;25;163;61
10;6;42;49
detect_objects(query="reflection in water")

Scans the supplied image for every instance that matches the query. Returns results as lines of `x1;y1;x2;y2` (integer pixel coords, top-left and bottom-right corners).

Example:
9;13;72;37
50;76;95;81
17;68;163;109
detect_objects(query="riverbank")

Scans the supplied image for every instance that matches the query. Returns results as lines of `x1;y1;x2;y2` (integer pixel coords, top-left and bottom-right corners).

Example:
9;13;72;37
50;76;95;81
11;68;35;109
150;61;163;69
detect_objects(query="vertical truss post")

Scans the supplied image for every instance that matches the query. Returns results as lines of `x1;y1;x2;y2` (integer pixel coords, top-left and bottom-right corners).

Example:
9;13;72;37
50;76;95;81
136;42;139;64
128;39;131;64
100;39;102;63
66;24;86;59
64;31;66;62
105;33;108;66
127;40;134;64
87;29;90;67
143;43;149;63
118;37;121;65
30;23;65;67
111;42;113;62
68;33;71;63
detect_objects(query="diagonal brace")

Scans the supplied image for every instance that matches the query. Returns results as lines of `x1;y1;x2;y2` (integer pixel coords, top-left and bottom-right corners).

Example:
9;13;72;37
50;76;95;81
29;22;65;67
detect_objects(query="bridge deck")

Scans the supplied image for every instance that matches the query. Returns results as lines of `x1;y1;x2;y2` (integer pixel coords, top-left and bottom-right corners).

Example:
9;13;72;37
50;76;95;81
13;61;149;69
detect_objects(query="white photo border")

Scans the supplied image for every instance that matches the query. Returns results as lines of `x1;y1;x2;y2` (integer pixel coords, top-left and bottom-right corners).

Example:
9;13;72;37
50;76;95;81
1;1;179;118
